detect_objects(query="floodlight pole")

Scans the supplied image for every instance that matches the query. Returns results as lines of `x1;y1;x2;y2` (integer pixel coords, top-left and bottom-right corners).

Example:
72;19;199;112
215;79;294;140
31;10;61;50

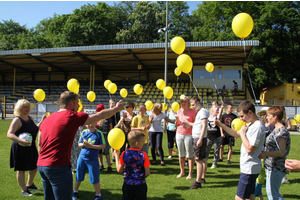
163;1;168;131
164;1;168;106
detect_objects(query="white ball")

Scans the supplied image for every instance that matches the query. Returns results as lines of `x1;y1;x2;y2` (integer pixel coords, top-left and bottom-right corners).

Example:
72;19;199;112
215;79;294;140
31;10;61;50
18;132;32;147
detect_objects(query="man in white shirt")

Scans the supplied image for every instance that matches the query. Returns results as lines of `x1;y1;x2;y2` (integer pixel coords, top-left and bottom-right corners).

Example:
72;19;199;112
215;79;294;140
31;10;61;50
214;100;265;200
189;97;208;189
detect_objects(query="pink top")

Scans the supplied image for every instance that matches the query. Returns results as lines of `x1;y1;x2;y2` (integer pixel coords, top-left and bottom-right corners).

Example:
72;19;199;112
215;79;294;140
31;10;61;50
176;108;196;135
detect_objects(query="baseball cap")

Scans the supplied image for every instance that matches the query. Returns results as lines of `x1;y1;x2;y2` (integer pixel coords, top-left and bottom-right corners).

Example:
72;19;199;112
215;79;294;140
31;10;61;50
96;104;105;112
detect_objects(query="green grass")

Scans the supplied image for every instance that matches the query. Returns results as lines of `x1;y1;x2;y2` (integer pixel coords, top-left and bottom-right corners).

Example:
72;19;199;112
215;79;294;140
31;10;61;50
1;119;300;200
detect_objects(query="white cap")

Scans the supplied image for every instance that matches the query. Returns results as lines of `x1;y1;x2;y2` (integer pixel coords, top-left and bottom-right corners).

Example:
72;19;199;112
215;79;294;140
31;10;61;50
257;107;269;116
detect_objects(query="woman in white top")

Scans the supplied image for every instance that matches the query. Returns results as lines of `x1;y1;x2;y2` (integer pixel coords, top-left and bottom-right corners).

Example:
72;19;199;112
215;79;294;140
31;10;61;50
149;102;175;166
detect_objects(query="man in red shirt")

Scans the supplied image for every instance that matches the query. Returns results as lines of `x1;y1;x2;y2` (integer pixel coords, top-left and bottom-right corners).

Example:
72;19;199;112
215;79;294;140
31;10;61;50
37;91;123;200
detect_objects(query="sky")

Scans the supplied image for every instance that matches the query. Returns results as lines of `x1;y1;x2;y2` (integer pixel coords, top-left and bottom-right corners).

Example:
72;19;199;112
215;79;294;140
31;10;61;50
0;1;201;29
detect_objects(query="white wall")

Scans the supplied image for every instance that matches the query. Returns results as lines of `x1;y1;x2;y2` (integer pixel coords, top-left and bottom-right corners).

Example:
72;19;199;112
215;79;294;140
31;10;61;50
192;65;243;90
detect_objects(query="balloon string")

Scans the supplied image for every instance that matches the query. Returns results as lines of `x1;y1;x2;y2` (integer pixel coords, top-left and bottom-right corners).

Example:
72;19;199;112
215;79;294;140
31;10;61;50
39;102;46;112
176;76;179;97
243;39;246;56
187;73;200;99
210;72;224;104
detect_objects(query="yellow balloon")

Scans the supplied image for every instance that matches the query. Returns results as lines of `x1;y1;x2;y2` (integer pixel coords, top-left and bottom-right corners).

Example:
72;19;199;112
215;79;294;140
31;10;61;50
108;128;125;150
134;84;143;95
163;86;173;100
162;103;168;111
78;99;83;112
156;79;165;90
171;102;180;112
174;67;181;76
176;54;193;74
33;89;46;102
294;114;300;124
67;78;80;93
145;100;153;111
104;80;112;90
231;118;246;131
232;12;254;39
87;91;96;102
171;36;186;55
73;87;79;94
120;88;128;98
108;83;117;94
205;62;214;73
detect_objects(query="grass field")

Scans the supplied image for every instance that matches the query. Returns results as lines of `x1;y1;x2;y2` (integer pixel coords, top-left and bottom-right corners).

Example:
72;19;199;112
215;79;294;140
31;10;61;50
1;119;300;200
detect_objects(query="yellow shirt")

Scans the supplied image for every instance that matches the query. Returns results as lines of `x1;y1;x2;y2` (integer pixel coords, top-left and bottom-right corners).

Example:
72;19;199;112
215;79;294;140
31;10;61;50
131;115;150;144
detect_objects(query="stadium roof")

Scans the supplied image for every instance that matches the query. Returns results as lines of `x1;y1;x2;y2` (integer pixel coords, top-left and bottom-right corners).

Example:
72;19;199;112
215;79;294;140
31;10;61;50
0;40;259;80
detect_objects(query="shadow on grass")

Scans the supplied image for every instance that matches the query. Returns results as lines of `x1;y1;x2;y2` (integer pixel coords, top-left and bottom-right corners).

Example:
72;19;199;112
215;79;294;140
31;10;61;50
79;189;123;200
284;194;300;199
288;178;300;184
205;180;238;188
149;193;185;200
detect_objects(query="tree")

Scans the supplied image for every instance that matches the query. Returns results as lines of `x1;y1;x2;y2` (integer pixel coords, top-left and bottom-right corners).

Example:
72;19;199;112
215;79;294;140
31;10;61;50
156;1;192;43
0;20;28;50
116;1;165;44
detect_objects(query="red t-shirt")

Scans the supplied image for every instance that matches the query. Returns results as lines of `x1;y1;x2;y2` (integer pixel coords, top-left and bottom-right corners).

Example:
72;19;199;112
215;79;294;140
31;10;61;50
37;110;88;166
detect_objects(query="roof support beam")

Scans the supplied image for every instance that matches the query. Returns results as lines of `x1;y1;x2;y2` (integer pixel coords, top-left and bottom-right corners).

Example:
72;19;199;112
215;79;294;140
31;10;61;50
127;49;149;80
72;51;107;76
27;54;67;73
0;59;33;73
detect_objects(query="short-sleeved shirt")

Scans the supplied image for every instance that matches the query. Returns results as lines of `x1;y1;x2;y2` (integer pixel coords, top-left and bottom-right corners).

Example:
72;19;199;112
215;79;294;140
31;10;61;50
37;110;89;167
149;112;166;132
110;112;120;127
79;129;105;161
240;120;265;174
131;115;150;144
120;148;151;185
207;115;221;139
264;127;290;174
99;118;112;134
221;113;237;136
176;108;196;135
167;111;176;131
192;108;208;139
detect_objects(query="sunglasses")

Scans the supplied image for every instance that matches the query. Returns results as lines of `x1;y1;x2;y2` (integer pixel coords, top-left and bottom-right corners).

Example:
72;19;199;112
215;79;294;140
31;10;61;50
125;106;129;109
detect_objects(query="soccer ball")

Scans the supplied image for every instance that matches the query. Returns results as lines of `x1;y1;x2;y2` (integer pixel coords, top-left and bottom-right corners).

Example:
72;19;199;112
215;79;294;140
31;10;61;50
18;132;32;147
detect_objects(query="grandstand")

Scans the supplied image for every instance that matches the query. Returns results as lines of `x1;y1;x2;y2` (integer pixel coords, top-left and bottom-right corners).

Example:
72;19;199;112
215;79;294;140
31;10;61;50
0;79;246;113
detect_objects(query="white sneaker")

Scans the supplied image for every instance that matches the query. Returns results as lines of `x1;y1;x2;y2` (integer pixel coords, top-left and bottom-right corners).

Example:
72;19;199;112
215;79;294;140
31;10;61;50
281;176;288;184
168;156;172;159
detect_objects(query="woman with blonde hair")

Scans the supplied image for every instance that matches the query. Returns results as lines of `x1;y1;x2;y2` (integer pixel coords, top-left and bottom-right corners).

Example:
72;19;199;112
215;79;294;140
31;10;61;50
175;96;197;179
149;102;175;166
115;101;136;154
7;99;45;196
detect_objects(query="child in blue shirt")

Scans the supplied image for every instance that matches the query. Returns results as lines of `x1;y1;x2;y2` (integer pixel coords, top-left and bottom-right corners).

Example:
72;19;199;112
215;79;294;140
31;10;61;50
113;130;151;200
72;123;105;200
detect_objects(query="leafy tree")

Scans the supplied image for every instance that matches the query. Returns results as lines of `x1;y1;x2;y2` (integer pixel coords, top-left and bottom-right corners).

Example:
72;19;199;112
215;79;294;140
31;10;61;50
156;1;192;43
116;1;165;44
0;20;28;50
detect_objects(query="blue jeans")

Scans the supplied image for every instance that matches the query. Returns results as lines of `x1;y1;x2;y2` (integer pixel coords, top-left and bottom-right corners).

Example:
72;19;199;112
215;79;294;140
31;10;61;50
38;165;73;200
266;169;285;200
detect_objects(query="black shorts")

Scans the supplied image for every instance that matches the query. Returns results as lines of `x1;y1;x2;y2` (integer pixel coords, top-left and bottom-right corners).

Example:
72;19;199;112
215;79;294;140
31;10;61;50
221;135;235;146
193;138;207;161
